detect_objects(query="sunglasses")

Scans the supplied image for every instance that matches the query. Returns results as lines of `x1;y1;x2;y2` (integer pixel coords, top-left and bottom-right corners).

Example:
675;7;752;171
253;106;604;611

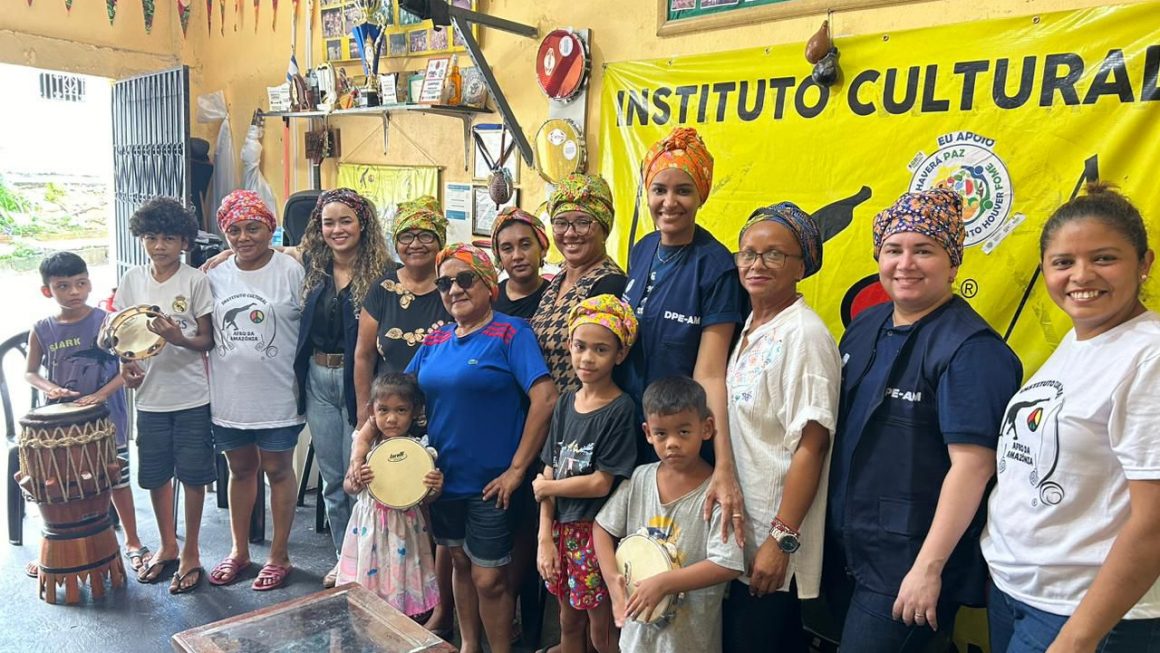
434;271;479;293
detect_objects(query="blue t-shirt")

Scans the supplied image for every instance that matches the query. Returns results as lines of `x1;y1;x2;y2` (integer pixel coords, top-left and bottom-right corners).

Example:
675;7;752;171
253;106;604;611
405;312;550;499
622;226;744;402
32;309;129;447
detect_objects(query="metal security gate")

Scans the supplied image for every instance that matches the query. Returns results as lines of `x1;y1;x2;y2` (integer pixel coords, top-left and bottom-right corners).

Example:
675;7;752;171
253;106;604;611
111;66;190;278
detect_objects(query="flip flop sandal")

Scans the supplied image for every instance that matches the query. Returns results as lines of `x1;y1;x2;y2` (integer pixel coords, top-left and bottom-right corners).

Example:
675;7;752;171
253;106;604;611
25;561;38;579
208;556;251;586
251;563;292;591
124;546;151;572
137;556;179;584
322;563;339;588
169;566;205;595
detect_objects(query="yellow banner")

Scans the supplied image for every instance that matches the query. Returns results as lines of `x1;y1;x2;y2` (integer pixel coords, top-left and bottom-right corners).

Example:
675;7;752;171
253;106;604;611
335;163;439;231
600;3;1160;376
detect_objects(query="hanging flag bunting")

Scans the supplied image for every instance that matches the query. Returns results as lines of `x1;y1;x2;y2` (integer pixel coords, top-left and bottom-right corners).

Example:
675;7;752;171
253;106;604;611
143;0;156;32
254;0;260;32
178;0;191;35
107;0;118;24
65;0;74;10
235;0;241;31
271;0;277;30
207;0;212;33
219;0;224;34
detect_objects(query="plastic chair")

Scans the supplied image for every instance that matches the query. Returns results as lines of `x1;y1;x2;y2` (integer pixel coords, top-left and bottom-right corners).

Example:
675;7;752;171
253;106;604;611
282;190;323;247
2;331;37;546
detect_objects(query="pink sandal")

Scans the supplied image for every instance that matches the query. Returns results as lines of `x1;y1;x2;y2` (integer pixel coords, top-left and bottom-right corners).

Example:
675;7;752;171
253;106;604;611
208;556;251;586
251;563;292;591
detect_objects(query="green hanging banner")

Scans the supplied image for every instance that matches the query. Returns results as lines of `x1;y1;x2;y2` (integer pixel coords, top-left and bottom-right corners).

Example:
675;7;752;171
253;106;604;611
143;0;156;32
107;0;118;24
179;0;191;35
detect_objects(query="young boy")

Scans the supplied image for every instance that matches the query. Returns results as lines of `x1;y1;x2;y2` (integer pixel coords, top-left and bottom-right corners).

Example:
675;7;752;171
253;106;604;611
594;376;743;653
533;295;639;653
26;252;146;577
115;197;215;593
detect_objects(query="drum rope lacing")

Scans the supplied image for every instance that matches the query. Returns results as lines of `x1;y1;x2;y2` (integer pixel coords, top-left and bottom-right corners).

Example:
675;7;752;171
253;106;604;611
19;418;116;503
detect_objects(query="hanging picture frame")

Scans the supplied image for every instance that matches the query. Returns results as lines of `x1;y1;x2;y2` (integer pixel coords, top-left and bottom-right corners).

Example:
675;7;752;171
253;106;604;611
472;186;518;237
658;0;913;36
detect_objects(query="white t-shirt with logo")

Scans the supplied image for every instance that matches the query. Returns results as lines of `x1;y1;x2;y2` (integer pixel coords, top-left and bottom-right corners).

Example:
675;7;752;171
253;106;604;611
114;264;214;412
981;311;1160;618
206;253;306;429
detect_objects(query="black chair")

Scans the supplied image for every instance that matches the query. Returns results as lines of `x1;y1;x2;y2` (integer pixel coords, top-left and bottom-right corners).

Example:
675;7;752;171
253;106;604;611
295;442;328;534
3;331;37;546
282;190;323;247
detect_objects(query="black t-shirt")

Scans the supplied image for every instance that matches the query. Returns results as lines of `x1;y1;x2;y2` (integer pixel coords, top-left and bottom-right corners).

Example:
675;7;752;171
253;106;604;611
362;267;451;374
493;278;549;320
540;391;638;523
309;276;349;354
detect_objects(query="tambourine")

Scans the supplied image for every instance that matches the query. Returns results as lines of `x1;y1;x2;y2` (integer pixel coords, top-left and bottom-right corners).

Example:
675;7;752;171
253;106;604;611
534;118;586;184
98;304;167;361
615;530;683;625
536;29;589;103
366;437;438;510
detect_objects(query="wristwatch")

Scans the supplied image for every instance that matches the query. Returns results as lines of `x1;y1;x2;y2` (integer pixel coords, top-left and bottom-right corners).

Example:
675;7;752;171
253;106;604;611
768;518;801;554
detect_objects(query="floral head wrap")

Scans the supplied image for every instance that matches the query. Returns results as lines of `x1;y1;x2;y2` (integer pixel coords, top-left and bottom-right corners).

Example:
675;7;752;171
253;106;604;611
568;294;639;350
642;127;714;203
313;188;375;230
436;243;500;301
491;207;549;255
873;188;965;266
547;174;615;234
394;195;448;246
217;189;276;233
741;201;824;278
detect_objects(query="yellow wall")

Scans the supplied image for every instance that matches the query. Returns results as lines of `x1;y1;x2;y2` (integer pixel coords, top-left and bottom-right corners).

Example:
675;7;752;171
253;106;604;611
3;0;1153;213
0;0;179;78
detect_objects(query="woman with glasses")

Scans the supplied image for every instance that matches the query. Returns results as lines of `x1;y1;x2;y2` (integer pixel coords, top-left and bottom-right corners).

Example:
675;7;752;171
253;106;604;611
491;207;551;320
530;173;627;393
622;127;746;538
406;243;557;653
723;204;841;652
825;189;1021;653
290;188;391;587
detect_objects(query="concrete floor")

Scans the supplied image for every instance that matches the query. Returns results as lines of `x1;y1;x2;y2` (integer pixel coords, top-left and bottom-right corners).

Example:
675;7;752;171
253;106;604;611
1;480;558;653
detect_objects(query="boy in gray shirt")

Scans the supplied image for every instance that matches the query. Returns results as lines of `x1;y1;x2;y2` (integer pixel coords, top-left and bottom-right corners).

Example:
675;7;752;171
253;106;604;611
595;376;744;653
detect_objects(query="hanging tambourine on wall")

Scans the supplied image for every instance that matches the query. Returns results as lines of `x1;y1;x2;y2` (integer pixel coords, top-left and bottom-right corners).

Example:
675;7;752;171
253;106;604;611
535;29;590;103
534;118;587;184
474;127;517;207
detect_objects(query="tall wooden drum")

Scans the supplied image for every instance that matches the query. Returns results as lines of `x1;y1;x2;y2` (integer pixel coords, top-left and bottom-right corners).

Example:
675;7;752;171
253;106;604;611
16;402;126;604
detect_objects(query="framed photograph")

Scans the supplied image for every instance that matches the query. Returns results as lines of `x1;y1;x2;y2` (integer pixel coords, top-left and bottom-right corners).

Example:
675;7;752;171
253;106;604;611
430;27;449;50
472;186;518;237
399;5;422;25
409;29;428;54
325;39;344;62
321;7;345;38
658;0;913;36
419;55;451;104
472;124;519;183
388;33;408;57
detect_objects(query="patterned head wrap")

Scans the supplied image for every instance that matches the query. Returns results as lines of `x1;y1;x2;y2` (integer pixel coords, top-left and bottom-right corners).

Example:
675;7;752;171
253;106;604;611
436;243;500;301
491;207;549;255
547;174;614;234
313;188;375;230
642;127;714;203
217;189;276;233
873;188;965;266
394;195;448;246
568;294;639;350
741;201;824;278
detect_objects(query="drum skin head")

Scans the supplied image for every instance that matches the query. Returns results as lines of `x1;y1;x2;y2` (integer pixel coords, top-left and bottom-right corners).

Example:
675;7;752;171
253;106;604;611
102;305;167;360
615;534;676;623
22;401;109;424
536;29;589;102
534;118;586;184
366;437;435;509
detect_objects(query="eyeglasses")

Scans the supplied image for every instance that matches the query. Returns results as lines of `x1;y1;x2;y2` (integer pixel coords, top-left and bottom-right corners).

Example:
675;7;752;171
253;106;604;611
434;271;479;293
734;249;802;268
397;231;437;245
551;217;596;236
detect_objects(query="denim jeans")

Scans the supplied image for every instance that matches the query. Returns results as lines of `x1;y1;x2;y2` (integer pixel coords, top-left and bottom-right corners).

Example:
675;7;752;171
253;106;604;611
829;579;958;653
989;584;1160;652
306;359;353;555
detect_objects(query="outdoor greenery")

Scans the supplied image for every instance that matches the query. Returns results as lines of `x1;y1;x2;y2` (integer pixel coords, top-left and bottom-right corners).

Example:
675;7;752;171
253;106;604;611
0;174;111;267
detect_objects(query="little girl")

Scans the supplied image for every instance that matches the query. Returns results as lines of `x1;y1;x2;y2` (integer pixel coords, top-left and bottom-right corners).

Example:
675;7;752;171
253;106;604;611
338;372;442;620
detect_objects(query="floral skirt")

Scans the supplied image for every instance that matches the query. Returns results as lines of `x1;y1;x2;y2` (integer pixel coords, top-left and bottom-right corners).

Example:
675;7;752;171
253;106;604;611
336;491;440;617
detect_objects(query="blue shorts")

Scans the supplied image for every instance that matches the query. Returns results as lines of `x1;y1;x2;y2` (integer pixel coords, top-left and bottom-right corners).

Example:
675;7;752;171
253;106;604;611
213;423;304;454
137;405;215;490
430;495;514;568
